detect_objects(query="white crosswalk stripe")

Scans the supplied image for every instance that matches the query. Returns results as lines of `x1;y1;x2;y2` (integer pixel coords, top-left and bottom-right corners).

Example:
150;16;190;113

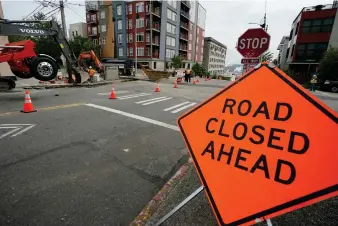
170;102;196;113
98;91;129;95
142;97;173;105
118;93;151;99
163;102;190;112
135;96;168;104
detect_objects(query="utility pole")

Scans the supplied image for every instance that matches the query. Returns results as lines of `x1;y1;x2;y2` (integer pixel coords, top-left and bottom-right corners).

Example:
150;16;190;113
59;0;67;38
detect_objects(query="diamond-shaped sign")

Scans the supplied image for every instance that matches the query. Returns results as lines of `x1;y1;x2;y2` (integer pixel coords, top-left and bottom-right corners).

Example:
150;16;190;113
177;63;338;225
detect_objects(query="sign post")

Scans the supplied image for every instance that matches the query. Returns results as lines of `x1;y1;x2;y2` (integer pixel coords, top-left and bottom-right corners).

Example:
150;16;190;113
237;28;270;73
177;62;338;225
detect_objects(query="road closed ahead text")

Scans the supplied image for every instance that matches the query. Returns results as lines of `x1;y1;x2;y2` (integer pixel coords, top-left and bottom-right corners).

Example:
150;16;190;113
202;98;310;185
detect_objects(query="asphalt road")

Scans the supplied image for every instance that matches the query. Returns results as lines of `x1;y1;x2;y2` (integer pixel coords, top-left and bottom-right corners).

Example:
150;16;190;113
0;78;337;226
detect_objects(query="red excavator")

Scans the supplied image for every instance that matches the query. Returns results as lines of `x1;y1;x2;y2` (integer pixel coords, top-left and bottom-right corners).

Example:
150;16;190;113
0;18;81;91
78;50;103;73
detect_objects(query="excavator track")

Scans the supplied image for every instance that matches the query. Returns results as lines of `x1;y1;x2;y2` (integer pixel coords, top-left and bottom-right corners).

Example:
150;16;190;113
0;77;16;92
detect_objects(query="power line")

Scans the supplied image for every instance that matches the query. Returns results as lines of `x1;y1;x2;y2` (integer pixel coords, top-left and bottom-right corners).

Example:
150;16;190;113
44;7;60;17
66;2;85;7
46;9;60;20
23;4;43;20
66;5;85;21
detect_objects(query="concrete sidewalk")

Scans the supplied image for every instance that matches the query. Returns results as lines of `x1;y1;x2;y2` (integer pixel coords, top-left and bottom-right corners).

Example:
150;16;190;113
145;162;338;226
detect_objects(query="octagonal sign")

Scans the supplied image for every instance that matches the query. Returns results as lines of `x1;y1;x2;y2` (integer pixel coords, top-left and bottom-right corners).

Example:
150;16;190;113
177;63;338;226
237;28;270;58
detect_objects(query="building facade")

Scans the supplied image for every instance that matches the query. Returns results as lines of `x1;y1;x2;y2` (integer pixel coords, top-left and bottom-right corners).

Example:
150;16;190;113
69;22;88;40
0;0;13;76
202;37;227;75
277;36;290;70
283;3;338;82
85;0;114;58
109;0;206;70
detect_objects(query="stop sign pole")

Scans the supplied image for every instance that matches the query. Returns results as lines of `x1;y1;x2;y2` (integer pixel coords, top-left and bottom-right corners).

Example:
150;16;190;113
237;28;270;72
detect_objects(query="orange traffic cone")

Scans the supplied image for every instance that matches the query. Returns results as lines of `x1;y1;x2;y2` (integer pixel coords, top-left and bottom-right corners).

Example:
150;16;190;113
21;90;37;113
173;79;178;88
155;82;160;92
109;85;117;99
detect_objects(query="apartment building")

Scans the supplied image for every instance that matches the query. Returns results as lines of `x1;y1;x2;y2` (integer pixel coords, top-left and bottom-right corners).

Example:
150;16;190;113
69;22;87;40
283;2;338;82
85;0;114;58
202;37;227;75
277;36;290;70
111;0;206;70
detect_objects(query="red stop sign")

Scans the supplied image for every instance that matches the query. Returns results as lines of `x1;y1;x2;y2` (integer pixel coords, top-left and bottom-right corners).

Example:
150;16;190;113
237;28;270;58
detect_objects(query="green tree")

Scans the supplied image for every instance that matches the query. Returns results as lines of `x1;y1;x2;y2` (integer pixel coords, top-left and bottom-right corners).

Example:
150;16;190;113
171;55;182;69
8;12;62;60
259;51;274;62
192;63;207;76
69;36;99;58
318;47;338;81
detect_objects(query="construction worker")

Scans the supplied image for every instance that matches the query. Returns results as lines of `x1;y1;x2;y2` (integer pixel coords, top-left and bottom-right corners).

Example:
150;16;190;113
88;66;95;82
185;68;192;83
310;74;317;92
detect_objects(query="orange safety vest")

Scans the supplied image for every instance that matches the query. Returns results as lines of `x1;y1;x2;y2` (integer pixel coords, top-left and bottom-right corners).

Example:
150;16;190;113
89;69;95;77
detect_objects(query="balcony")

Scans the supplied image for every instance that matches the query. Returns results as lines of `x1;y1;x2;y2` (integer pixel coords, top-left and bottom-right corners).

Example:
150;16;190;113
180;10;189;19
181;1;191;8
152;54;159;58
146;23;161;32
88;31;99;37
87;18;98;24
180;22;188;30
152;40;160;46
152;8;161;17
180;34;188;41
86;4;98;12
179;53;187;60
179;45;188;51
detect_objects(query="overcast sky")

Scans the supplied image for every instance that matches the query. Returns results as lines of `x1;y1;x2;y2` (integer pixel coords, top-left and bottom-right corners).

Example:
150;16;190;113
2;0;333;64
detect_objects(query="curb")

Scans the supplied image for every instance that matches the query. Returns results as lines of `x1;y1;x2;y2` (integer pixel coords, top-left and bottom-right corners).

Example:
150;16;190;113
130;158;193;226
22;79;134;90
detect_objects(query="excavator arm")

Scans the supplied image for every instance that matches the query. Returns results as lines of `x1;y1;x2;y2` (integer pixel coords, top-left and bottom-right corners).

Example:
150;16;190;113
0;19;81;84
78;50;103;73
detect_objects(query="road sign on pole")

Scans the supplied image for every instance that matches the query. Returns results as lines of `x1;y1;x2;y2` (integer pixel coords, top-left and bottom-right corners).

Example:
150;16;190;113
177;63;338;226
237;28;270;58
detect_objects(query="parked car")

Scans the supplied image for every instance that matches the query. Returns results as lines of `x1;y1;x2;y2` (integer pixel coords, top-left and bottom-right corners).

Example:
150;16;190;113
319;80;338;93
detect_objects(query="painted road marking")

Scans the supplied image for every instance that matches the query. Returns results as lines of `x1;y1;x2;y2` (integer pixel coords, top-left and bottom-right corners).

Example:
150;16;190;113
0;103;85;117
85;103;180;131
0;124;36;140
142;97;173;105
98;91;129;95
171;102;196;113
317;91;334;97
164;102;191;112
118;93;151;100
136;96;168;104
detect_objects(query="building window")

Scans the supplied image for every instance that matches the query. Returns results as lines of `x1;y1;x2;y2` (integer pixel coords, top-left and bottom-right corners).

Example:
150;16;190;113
189;33;192;40
188;43;192;51
136;32;144;42
190;23;193;30
197;28;199;34
128;4;132;14
118;34;123;43
301;18;334;34
119;48;123;57
118;20;122;30
146;47;150;56
166;23;176;34
91;14;96;22
291;44;295;57
129;47;133;56
168;0;177;9
146;33;150;43
166;49;175;58
136;18;144;28
166;36;175;47
101;25;106;32
128;20;133;29
137;47;144;56
296;43;328;61
202;31;205;36
136;2;144;13
100;11;105;19
92;26;97;35
188;53;191;60
295;22;300;35
289;28;293;39
167;9;177;22
102;37;106;45
129;33;133;42
117;5;122;16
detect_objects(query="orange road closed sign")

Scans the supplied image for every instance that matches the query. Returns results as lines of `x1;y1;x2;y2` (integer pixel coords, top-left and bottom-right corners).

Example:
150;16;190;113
177;63;338;226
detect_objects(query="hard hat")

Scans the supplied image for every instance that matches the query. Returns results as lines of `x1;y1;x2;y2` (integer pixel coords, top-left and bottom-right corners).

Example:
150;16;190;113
89;66;92;69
